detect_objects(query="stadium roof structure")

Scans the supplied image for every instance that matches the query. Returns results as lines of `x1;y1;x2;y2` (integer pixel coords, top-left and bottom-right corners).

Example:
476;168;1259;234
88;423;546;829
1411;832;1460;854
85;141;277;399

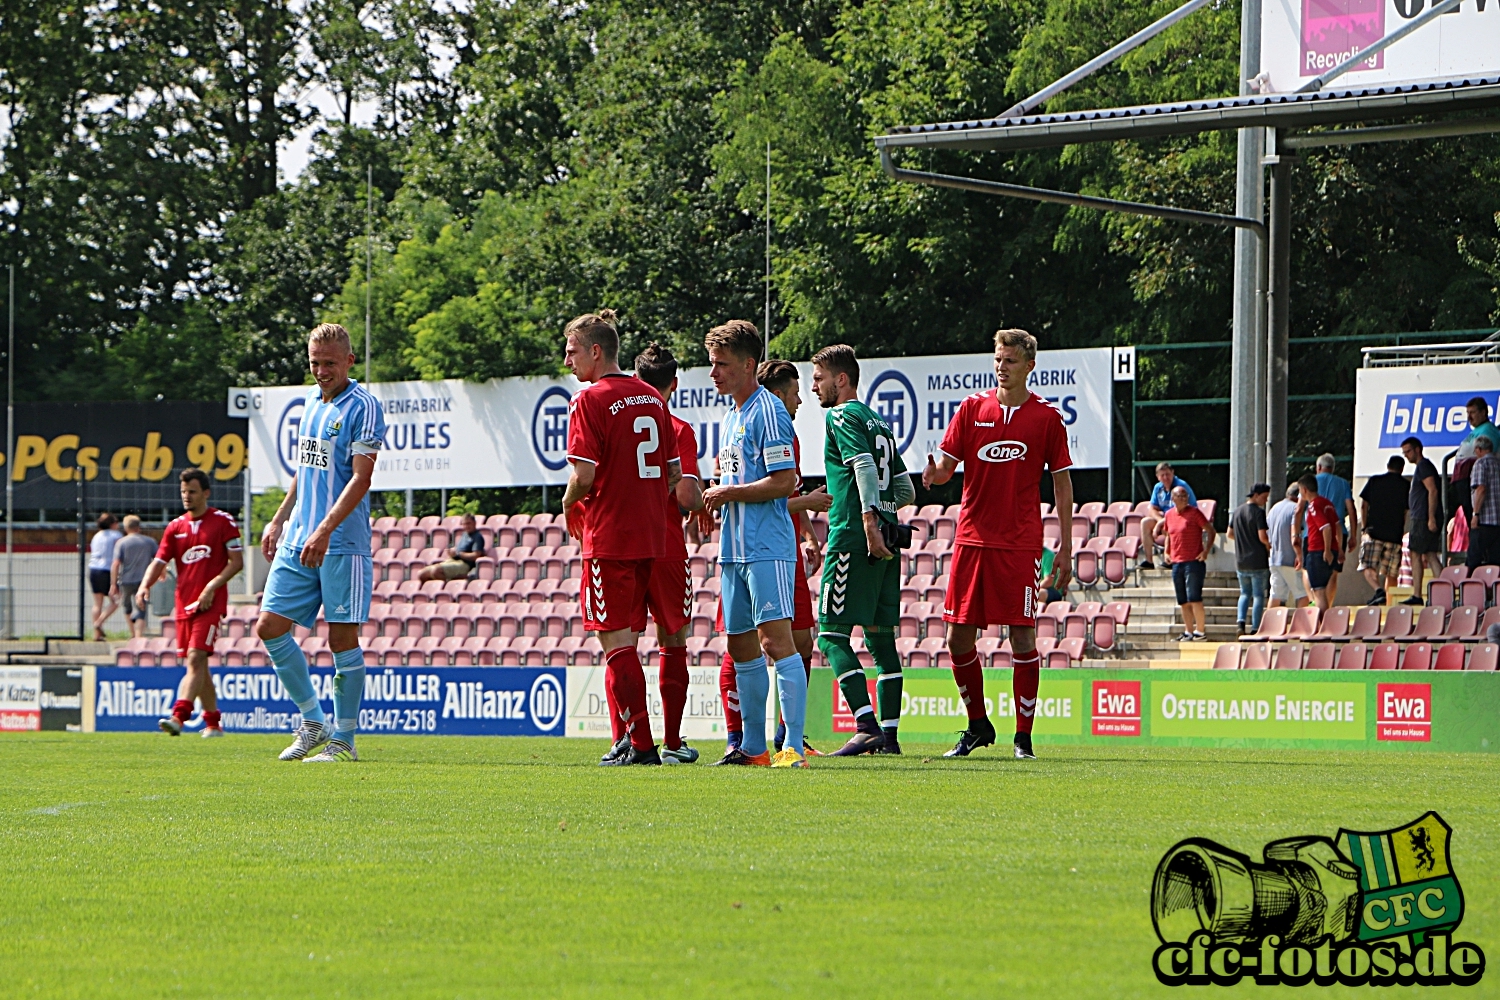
874;75;1500;154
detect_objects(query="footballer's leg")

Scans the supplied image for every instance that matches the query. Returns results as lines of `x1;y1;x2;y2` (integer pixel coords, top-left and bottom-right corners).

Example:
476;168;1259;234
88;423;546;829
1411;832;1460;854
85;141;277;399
868;556;905;753
258;554;329;759
305;554;374;763
1008;625;1041;760
648;556;695;762
942;544;997;756
708;651;743;762
820;550;883;755
159;615;214;735
596;560;659;766
775;557;819;754
753;561;807;769
714;565;772;766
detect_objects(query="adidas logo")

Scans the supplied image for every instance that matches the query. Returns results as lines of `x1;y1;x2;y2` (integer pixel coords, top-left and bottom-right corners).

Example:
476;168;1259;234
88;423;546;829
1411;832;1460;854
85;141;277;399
335;605;346;613
761;601;774;612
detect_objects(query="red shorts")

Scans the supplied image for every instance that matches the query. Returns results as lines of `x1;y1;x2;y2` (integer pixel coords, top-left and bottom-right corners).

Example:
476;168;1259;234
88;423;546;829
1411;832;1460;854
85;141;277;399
792;546;814;631
942;544;1041;628
176;612;221;658
646;555;692;636
583;558;690;634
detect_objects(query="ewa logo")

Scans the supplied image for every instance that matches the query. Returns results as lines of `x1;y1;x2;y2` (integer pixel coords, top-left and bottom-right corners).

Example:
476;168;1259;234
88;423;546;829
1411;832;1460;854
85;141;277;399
529;672;564;731
977;440;1027;463
180;544;212;565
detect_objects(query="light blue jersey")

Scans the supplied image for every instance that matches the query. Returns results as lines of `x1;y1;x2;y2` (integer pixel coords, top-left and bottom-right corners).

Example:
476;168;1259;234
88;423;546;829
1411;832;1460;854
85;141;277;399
282;379;385;556
717;385;797;563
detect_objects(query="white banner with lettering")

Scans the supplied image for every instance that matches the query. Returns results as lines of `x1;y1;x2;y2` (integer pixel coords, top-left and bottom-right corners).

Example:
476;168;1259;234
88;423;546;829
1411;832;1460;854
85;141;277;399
242;348;1113;491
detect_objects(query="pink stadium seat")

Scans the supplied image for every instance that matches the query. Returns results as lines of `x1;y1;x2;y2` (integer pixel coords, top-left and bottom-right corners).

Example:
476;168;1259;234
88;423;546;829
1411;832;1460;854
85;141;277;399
1304;642;1335;670
461;635;494;666
895;636;919;667
1035;611;1060;641
1212;643;1241;670
115;637;148;666
1435;642;1466;671
430;528;451;552
1272;643;1304;670
1467;643;1498;671
1472;564;1500;590
1427;579;1456;609
1336;642;1368;670
1476;606;1500;641
1376;605;1413;639
1073;548;1099;587
1411;606;1446;640
1438;564;1468;585
1460;579;1487;610
1248;607;1288;640
1274;608;1320;642
160;620;177;641
1242;644;1272;670
1094;515;1120;542
368;636;400;667
912;636;945;668
418;636;446;666
1345;606;1381;642
1196;499;1216;523
1054;636;1086;665
1091;612;1117;651
441;635;470;666
1441;605;1478;641
393;636;421;665
1368;641;1401;671
1399;642;1433;671
1309;606;1349;641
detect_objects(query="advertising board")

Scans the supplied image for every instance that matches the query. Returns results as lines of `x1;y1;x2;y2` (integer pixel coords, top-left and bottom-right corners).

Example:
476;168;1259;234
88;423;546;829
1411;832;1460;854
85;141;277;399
1260;0;1500;95
243;348;1113;491
564;664;733;742
1353;362;1500;477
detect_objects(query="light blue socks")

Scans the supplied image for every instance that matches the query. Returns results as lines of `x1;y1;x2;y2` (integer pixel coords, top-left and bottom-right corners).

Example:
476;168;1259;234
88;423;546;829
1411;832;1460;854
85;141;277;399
774;654;807;757
332;646;366;748
265;632;325;725
734;656;770;756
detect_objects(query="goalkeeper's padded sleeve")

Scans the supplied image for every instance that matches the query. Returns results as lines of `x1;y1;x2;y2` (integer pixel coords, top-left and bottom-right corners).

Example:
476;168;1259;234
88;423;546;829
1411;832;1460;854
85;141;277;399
849;452;882;511
891;471;915;510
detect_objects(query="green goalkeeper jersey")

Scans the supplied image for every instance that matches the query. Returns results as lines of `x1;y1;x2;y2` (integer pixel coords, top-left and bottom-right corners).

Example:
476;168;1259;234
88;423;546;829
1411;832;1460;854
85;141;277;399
824;399;908;553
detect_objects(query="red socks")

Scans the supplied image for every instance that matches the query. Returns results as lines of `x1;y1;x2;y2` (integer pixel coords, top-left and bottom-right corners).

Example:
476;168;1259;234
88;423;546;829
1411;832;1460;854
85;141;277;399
950;648;987;721
659;645;689;751
605;645;654;751
605;676;624;742
172;699;193;723
202;709;221;730
718;652;741;734
1013;651;1040;735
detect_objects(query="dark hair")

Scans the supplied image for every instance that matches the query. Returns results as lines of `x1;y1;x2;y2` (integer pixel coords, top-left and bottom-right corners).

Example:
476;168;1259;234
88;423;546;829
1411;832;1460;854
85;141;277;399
810;344;860;389
180;468;211;491
756;359;799;394
564;309;620;361
96;512;117;530
1478;435;1495;452
1297;473;1319;493
1387;455;1406;472
1468;396;1489;412
633;342;678;391
704;319;762;362
1401;436;1423;451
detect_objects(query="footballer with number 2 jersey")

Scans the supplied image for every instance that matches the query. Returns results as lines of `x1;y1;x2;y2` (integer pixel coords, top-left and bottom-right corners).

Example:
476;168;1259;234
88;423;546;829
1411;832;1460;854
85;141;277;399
924;328;1074;762
563;310;681;767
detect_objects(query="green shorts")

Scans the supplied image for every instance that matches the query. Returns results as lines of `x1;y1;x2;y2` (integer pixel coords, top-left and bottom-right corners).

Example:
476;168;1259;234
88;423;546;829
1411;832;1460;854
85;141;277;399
818;550;901;628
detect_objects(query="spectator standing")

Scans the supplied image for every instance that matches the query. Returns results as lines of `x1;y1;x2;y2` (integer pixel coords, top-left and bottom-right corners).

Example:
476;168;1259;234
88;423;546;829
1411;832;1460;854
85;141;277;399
1400;437;1442;606
1140;462;1196;570
1466;436;1500;569
416;513;486;582
1267;484;1308;609
1308;454;1357;605
111;515;158;639
1358;455;1410;606
1299;474;1343;612
1156;486;1215;641
1447;397;1500;527
88;513;122;640
1228;484;1271;633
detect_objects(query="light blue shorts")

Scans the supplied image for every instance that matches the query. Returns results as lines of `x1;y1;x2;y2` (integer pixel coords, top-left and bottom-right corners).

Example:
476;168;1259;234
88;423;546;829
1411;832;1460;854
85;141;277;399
262;551;373;627
720;560;797;635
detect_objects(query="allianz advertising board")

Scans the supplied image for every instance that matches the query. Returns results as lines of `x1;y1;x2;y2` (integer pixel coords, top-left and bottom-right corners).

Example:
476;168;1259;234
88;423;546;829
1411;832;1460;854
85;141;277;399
1354;364;1500;477
243;348;1112;491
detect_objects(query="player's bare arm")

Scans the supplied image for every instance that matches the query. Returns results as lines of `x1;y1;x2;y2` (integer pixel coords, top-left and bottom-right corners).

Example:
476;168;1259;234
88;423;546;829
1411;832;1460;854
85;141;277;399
787;485;832;515
300;453;375;569
189;549;244;613
261;478;298;561
674;468;704;513
1053;469;1074;589
667;457;682;495
134;558;168;616
562;458;595;541
923;451;960;488
702;468;798;511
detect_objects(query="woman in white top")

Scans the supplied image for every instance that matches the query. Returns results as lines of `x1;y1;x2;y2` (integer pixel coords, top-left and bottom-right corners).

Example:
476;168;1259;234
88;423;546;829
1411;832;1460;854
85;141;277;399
89;512;123;640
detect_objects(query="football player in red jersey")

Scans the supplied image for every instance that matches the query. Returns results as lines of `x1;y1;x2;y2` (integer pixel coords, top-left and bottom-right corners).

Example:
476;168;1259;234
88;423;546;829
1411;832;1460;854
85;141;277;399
137;468;245;738
561;310;682;767
923;329;1074;760
628;342;705;764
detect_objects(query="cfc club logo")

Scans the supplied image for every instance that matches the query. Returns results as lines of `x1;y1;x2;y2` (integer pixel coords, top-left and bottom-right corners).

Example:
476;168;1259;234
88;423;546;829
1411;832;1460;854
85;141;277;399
179;545;212;565
276;397;306;476
977;440;1027;463
1151;812;1483;987
529;672;564;731
864;370;918;454
531;386;572;472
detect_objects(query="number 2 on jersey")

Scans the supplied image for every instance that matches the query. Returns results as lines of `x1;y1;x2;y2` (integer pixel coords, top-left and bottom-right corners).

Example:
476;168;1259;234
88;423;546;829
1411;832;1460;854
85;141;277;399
634;416;661;479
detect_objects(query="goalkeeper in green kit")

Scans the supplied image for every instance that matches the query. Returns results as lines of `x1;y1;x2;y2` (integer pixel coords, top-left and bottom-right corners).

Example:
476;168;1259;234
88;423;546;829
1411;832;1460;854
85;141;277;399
811;345;917;755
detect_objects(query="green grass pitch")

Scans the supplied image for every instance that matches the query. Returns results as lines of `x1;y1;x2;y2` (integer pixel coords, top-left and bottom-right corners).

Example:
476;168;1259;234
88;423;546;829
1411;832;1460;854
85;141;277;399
2;733;1497;998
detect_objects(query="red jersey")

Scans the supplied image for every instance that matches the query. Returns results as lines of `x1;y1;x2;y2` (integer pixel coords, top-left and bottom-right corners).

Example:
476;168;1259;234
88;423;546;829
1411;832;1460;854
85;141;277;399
939;390;1073;551
1305;495;1339;552
155;507;242;619
566;373;677;561
1164;505;1210;562
664;415;700;557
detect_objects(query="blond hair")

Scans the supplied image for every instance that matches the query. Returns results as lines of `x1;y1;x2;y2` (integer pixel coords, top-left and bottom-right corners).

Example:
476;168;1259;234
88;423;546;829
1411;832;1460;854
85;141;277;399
564;309;620;361
705;320;762;362
122;514;142;531
994;328;1038;362
309;322;352;353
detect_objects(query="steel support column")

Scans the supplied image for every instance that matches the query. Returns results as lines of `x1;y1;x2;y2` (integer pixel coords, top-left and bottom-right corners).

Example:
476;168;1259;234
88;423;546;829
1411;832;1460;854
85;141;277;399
1229;0;1265;503
1265;136;1293;489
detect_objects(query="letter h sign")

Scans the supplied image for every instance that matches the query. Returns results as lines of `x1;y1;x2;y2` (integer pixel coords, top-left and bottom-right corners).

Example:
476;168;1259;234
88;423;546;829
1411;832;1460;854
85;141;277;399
543;404;568;452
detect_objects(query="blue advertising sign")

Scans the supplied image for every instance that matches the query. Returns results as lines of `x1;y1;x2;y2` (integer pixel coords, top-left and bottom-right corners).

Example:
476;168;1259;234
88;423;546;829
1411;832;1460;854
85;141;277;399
1378;391;1500;449
92;667;566;737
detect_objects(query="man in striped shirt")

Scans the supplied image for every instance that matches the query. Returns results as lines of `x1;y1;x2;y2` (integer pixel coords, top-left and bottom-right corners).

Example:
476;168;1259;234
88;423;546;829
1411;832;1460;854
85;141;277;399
257;323;386;763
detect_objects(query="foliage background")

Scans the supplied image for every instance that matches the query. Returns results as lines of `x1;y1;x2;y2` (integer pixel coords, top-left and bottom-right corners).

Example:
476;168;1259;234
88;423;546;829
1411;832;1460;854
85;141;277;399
4;0;1499;497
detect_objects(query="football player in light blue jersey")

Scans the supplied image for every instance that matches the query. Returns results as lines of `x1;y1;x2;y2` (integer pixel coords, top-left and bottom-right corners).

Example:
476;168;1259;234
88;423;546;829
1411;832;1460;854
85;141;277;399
256;323;386;763
700;320;808;768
